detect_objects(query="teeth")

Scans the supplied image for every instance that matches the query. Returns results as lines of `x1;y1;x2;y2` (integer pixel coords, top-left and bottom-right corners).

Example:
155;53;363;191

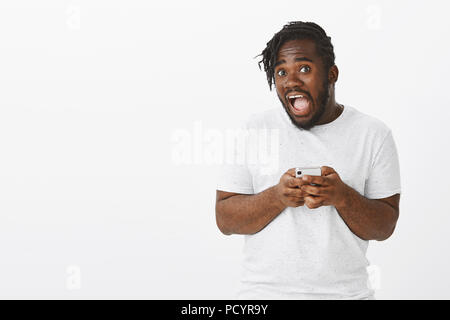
288;95;304;99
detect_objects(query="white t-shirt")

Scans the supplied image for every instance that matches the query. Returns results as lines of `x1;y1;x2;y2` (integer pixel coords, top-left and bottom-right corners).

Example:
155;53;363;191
217;105;401;300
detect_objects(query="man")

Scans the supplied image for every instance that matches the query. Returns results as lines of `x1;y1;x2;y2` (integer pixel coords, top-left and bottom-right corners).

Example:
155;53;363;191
215;21;401;299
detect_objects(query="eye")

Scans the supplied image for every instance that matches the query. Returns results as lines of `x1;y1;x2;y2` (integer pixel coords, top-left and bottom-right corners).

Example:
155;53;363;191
299;65;311;73
277;69;287;77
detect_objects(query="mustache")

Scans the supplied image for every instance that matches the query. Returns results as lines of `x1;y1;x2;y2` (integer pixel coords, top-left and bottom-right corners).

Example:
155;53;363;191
284;88;312;100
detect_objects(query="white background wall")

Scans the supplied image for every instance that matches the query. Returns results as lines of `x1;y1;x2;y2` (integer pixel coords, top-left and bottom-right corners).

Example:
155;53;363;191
0;0;448;299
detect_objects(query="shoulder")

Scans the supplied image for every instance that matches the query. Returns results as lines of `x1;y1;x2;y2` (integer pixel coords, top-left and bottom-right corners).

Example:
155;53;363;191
244;107;284;129
345;105;392;140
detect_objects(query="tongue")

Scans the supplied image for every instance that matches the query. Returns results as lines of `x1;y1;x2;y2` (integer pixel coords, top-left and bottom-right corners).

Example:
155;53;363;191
293;97;309;112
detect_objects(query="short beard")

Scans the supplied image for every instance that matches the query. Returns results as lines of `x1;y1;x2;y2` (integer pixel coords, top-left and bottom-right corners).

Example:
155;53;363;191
279;77;330;131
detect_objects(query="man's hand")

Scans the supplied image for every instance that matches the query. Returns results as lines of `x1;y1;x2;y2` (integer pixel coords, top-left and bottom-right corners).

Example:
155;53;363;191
300;166;350;209
274;168;311;208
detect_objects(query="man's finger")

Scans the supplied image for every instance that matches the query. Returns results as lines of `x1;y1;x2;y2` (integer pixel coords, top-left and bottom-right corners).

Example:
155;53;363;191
321;166;336;176
286;168;297;177
284;187;307;198
287;195;305;203
302;175;327;186
286;176;298;188
301;185;325;196
304;195;324;209
292;198;305;207
285;176;305;188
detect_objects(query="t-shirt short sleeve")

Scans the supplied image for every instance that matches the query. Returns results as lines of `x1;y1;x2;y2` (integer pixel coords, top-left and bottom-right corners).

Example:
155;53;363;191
216;122;254;195
217;163;254;194
364;130;401;199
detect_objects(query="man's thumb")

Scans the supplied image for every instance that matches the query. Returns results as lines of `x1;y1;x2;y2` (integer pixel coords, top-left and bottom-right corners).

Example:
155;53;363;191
321;166;336;176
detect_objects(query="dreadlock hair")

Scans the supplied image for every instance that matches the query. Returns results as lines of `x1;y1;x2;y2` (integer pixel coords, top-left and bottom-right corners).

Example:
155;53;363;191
258;21;335;90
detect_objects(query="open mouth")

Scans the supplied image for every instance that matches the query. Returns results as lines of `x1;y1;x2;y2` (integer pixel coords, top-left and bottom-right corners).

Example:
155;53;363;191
287;93;311;116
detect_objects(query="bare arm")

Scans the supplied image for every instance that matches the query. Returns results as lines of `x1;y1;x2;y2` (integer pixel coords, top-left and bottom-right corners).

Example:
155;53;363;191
215;168;309;235
215;187;284;235
300;166;400;241
335;190;400;241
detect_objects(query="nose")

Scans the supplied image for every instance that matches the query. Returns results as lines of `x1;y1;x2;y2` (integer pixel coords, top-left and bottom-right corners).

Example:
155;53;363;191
285;72;304;89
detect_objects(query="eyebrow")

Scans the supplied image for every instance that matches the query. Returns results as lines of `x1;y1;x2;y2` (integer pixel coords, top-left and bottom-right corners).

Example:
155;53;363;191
274;57;313;68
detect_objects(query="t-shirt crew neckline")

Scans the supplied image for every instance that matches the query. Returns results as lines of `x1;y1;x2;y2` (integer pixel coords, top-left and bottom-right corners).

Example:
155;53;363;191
279;104;350;132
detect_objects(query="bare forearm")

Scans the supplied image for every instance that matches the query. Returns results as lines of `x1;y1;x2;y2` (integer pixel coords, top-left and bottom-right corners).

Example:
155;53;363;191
216;186;286;235
335;187;399;241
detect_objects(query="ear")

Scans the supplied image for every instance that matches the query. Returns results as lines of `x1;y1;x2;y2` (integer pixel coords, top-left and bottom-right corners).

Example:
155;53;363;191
328;65;339;84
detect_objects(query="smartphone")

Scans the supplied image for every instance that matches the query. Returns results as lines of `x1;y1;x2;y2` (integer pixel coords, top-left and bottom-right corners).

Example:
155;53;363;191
295;167;321;178
295;167;321;186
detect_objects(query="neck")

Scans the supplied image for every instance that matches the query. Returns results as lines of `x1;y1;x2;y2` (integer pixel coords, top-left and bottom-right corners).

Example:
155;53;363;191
316;94;342;125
